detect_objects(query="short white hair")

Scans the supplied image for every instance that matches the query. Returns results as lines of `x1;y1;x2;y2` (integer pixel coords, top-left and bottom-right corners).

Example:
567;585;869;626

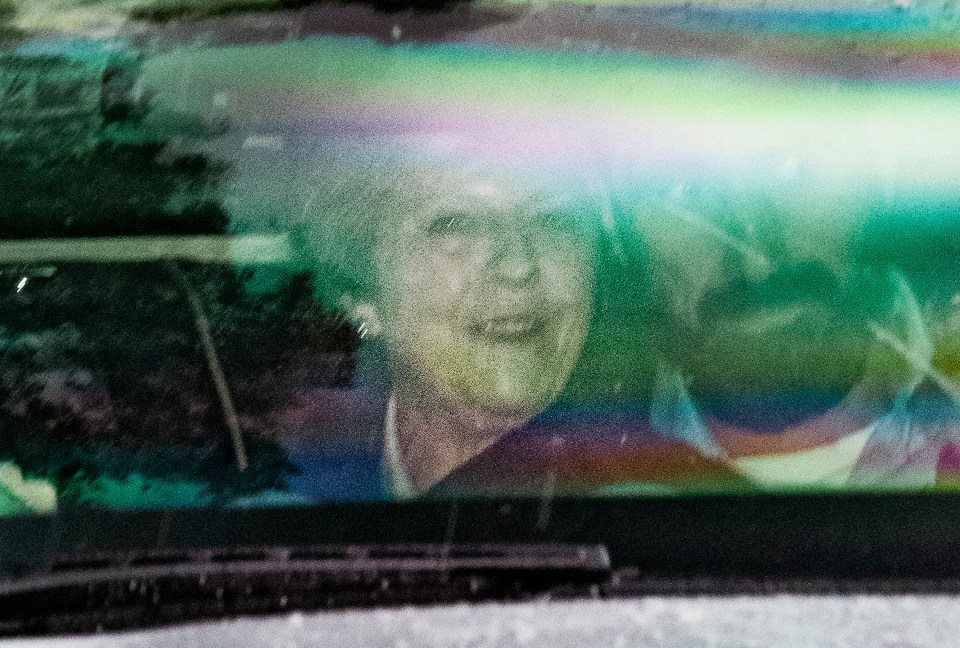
292;145;615;310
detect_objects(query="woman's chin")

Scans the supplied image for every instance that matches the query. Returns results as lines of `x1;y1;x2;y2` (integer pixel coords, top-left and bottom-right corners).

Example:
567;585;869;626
411;342;577;423
452;371;563;420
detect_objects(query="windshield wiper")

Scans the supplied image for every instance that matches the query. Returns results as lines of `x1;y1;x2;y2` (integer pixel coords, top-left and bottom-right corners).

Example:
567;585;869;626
0;542;610;637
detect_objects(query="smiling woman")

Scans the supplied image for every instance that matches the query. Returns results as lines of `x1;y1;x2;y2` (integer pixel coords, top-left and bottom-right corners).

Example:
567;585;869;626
288;150;601;497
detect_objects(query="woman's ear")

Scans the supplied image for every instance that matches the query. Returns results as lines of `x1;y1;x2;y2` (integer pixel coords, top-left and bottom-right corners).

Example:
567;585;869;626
339;294;384;339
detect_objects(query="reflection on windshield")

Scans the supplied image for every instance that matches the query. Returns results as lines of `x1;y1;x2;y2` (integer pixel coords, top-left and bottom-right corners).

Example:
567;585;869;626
1;0;960;513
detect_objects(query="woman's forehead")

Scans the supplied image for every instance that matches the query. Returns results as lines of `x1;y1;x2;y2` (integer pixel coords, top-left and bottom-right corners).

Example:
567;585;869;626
394;163;598;212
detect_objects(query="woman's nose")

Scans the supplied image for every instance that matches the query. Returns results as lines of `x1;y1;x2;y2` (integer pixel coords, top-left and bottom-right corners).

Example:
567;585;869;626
487;229;539;287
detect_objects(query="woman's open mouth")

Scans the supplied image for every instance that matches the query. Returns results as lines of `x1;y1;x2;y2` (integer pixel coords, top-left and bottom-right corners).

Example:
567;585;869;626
468;316;547;343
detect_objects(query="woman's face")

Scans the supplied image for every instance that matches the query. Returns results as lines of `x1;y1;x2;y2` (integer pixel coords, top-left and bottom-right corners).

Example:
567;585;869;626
368;171;595;424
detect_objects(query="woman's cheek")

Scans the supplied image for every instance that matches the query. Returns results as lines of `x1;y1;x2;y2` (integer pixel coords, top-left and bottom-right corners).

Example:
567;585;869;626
541;257;593;309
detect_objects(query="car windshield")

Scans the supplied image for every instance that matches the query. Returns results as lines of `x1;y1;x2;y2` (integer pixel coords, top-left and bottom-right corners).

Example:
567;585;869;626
0;0;958;516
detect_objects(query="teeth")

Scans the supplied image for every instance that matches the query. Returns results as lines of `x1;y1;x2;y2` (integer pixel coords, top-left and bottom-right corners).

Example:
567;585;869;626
479;319;537;338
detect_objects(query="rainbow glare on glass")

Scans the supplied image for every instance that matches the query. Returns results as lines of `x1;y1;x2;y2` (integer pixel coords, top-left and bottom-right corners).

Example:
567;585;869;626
131;28;960;249
19;1;960;494
135;12;960;372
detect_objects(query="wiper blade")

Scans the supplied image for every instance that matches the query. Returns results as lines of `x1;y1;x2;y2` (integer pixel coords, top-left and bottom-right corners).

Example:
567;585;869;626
0;543;610;637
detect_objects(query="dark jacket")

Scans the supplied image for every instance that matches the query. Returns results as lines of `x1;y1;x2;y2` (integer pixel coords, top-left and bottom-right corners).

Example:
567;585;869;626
276;388;747;501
